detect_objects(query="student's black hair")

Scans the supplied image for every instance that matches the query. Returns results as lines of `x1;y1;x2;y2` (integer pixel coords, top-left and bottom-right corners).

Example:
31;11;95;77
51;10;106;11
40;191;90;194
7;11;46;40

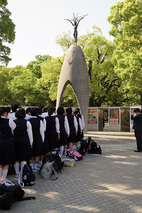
74;107;80;115
39;105;44;109
37;107;42;115
11;104;19;112
26;107;31;114
6;106;11;113
66;107;72;115
0;107;7;118
134;108;141;113
43;107;48;112
15;108;26;119
48;107;54;116
57;106;64;115
30;108;38;116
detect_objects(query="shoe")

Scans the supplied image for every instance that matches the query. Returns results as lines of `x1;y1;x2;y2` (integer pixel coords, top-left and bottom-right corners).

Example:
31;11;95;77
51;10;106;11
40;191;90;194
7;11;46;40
134;150;142;152
0;180;3;184
5;179;15;187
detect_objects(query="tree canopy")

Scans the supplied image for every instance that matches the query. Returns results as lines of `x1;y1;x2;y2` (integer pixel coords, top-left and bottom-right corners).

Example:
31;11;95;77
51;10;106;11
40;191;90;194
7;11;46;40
107;0;142;104
0;0;15;65
0;0;142;107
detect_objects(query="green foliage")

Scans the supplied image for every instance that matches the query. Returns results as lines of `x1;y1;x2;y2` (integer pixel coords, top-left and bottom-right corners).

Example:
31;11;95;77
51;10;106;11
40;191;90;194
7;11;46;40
55;31;74;53
1;3;142;107
0;0;15;65
107;0;142;104
0;66;13;104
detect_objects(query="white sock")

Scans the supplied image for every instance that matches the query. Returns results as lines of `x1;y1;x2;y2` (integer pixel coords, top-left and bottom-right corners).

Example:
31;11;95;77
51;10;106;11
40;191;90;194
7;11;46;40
38;160;42;167
77;141;81;147
0;168;2;180
14;162;19;175
2;169;8;183
34;164;38;170
60;146;64;156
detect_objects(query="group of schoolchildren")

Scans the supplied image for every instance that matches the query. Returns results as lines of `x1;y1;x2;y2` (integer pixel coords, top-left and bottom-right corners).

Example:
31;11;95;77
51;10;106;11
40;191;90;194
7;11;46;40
0;104;85;187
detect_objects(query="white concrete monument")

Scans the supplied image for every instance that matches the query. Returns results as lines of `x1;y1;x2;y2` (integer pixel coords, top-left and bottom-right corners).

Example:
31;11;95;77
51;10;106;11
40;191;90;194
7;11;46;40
56;13;89;132
56;45;89;132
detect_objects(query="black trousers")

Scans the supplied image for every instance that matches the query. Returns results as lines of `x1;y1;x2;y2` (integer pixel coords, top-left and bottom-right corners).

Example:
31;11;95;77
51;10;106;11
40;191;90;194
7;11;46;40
135;129;142;151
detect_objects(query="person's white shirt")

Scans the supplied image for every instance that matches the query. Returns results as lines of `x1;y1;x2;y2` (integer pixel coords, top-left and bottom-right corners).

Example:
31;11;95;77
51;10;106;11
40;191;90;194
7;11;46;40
26;121;33;146
79;117;83;132
41;112;48;118
64;115;70;135
81;115;85;130
25;114;32;120
8;112;16;120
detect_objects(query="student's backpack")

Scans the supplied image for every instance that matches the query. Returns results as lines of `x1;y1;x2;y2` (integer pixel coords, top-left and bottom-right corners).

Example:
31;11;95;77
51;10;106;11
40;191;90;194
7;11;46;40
0;184;35;210
62;156;75;167
87;137;102;154
40;161;58;180
78;138;88;155
22;164;36;186
51;153;64;172
67;149;83;161
39;153;63;180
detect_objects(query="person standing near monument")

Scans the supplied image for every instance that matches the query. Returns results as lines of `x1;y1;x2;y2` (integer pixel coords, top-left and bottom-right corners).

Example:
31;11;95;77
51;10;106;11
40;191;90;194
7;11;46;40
44;107;60;153
66;107;78;150
56;106;70;156
0;107;16;186
131;108;142;152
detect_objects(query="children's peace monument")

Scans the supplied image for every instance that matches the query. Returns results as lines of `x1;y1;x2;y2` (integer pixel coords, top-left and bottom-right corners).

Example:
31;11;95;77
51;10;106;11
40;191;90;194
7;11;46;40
56;14;89;131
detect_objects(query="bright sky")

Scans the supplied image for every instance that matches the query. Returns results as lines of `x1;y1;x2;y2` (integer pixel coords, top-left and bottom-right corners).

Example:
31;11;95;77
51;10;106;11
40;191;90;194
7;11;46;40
7;0;122;68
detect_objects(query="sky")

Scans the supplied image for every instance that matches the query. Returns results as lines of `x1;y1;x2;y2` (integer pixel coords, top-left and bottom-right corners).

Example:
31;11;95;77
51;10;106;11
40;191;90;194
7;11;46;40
6;0;123;68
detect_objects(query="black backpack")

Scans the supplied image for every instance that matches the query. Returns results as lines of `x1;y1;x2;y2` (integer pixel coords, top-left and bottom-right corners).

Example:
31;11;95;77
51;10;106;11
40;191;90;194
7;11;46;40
78;138;88;155
87;137;102;154
51;153;64;173
22;164;36;186
39;153;64;180
0;184;35;210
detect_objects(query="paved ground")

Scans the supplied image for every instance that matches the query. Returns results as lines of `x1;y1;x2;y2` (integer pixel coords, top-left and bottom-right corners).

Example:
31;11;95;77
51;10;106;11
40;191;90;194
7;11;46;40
4;131;142;213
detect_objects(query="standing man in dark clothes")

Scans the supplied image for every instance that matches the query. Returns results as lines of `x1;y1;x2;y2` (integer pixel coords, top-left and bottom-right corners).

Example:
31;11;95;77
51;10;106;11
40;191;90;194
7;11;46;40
131;108;142;152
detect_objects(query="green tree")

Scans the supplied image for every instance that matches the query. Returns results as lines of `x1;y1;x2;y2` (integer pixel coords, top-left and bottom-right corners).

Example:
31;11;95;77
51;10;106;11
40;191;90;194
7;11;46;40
26;55;51;78
0;0;15;65
84;27;122;107
107;0;142;105
0;66;13;104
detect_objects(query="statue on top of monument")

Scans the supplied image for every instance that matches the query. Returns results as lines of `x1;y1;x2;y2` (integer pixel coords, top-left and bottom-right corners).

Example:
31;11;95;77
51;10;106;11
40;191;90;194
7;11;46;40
65;13;88;45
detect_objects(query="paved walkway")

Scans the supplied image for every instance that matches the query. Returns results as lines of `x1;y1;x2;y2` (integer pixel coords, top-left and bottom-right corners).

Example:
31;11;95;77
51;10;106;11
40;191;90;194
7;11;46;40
5;132;142;213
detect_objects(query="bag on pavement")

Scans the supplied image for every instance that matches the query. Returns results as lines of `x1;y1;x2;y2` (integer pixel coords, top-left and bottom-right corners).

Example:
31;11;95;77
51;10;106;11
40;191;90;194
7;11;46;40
87;138;102;154
39;154;58;180
22;164;36;186
67;149;83;161
0;184;35;210
62;156;75;167
78;138;88;155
